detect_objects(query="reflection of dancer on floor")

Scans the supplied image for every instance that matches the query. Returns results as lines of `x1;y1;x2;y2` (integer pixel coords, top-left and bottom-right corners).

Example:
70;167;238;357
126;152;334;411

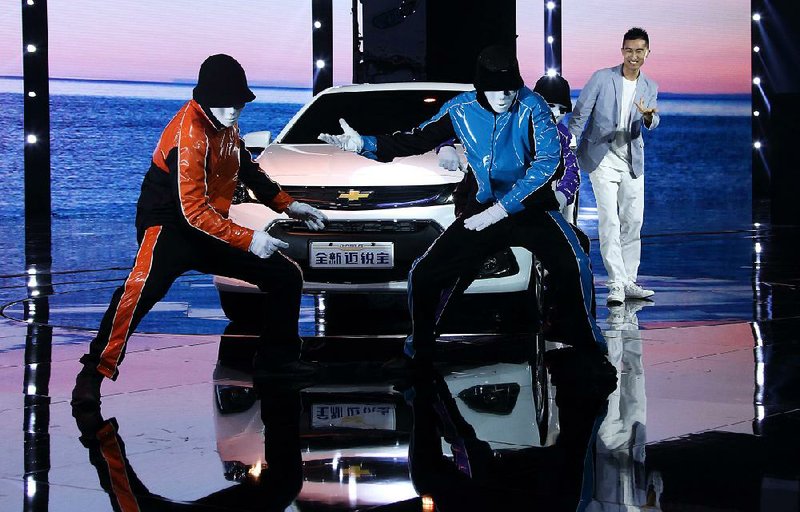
569;27;660;306
320;45;606;367
395;358;613;511
588;302;663;510
71;54;328;408
72;383;303;511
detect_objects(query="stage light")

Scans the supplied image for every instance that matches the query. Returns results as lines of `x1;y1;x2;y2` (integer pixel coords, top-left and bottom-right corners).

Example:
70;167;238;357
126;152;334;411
316;59;326;69
753;45;760;53
28;91;36;97
752;13;761;21
26;0;34;4
546;68;557;77
547;36;554;44
26;134;37;144
753;110;760;117
752;76;761;85
546;1;556;10
754;141;762;149
26;44;37;53
314;20;322;28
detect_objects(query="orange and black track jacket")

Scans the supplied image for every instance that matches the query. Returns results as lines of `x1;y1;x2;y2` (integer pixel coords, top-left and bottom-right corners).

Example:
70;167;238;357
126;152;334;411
135;99;293;251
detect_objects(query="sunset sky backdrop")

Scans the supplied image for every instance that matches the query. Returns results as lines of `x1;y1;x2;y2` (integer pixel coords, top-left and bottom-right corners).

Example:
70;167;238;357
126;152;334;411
1;0;750;94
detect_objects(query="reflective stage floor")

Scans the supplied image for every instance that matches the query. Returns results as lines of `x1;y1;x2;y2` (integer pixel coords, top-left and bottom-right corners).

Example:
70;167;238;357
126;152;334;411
1;225;799;511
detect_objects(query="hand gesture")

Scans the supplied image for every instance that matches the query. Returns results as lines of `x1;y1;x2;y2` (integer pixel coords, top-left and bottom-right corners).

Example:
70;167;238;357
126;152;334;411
249;231;290;258
437;145;465;172
318;118;364;153
463;203;508;231
635;97;657;119
286;201;328;230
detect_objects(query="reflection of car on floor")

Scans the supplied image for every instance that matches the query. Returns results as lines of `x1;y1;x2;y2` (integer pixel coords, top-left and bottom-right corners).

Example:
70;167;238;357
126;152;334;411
213;82;541;332
212;361;552;508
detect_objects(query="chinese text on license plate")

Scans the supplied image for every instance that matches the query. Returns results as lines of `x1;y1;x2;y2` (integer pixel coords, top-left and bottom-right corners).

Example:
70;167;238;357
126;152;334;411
312;403;396;430
309;242;394;269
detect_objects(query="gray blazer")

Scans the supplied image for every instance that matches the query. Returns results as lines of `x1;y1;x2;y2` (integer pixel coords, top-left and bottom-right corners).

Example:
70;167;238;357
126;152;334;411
568;64;659;177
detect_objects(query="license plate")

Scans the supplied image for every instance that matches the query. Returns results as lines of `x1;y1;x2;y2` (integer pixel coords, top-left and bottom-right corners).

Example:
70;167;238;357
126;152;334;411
311;403;396;430
309;241;394;269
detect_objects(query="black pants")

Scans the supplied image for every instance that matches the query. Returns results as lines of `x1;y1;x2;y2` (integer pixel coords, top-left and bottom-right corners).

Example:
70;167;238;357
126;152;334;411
80;224;303;379
406;208;605;359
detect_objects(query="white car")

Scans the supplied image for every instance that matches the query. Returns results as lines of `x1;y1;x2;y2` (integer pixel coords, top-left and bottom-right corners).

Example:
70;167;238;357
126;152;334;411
214;82;540;329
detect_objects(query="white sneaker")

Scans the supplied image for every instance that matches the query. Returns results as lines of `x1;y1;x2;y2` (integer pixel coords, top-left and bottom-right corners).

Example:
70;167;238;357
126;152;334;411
607;284;625;305
624;282;655;300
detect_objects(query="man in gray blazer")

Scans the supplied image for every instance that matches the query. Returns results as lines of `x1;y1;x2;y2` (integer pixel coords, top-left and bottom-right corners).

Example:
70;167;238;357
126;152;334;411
569;27;659;305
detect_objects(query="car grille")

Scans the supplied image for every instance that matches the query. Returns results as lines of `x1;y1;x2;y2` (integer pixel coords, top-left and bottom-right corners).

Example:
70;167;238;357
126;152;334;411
233;183;458;210
267;219;519;285
267;219;442;283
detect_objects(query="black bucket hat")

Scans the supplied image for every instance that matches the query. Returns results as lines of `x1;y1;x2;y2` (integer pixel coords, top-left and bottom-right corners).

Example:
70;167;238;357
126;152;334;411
192;54;256;107
533;74;573;113
473;45;524;91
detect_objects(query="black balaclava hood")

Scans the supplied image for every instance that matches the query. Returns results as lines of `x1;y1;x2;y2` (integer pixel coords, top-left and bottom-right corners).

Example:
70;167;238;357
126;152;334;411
192;54;256;107
473;45;524;92
533;74;573;113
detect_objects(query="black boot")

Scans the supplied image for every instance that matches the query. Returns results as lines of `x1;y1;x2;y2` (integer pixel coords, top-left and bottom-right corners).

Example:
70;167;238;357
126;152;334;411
70;365;104;409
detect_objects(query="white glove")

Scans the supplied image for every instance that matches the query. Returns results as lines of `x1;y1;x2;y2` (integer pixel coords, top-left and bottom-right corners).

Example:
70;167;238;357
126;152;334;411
555;190;567;210
437;145;465;172
569;134;577;150
463;203;508;231
249;230;289;259
286;201;328;230
317;118;363;153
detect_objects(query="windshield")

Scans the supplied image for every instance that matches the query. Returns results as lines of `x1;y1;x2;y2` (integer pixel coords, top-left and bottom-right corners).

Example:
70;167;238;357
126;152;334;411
280;89;466;144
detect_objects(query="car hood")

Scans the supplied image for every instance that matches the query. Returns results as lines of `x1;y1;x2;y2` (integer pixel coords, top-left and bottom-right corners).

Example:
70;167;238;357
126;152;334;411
256;143;464;187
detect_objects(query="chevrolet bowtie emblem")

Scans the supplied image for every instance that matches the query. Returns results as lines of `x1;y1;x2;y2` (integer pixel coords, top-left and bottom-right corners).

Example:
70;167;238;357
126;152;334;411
338;189;372;201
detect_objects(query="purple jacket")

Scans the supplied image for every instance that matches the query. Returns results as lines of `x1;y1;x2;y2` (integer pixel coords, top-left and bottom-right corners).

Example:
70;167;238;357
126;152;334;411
555;122;580;205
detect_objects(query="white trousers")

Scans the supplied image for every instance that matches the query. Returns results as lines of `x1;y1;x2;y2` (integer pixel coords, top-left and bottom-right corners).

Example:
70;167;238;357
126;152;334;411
589;164;645;287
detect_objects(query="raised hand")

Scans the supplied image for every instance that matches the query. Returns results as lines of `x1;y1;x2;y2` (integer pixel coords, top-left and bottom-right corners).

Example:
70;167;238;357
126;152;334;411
635;97;657;119
318;118;364;153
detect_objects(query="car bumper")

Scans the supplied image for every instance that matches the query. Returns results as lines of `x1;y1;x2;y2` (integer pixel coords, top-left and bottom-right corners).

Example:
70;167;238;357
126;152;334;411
217;203;532;294
214;246;531;294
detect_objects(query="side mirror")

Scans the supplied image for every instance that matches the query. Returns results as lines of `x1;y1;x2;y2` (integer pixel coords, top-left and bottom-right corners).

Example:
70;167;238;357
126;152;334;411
243;131;272;157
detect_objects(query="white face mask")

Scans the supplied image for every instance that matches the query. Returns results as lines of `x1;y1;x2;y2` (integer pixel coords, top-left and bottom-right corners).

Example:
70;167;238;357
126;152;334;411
484;90;518;114
209;106;244;128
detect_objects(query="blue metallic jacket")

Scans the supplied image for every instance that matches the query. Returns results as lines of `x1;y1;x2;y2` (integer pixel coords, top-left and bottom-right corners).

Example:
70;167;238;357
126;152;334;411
361;87;561;214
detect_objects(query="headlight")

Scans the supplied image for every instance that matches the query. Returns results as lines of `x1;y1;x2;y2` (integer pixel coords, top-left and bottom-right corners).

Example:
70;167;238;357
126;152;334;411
476;249;519;279
215;385;257;414
457;383;521;415
223;461;267;482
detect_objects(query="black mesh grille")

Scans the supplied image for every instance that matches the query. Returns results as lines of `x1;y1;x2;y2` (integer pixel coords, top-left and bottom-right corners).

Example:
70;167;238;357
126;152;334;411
267;219;442;283
232;183;457;210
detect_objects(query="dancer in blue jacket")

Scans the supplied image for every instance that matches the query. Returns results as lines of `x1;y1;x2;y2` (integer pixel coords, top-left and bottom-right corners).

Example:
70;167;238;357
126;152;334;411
320;45;606;365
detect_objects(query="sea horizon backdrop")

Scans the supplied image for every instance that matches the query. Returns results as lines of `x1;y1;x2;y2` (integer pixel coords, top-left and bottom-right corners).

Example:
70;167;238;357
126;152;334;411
1;75;751;272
